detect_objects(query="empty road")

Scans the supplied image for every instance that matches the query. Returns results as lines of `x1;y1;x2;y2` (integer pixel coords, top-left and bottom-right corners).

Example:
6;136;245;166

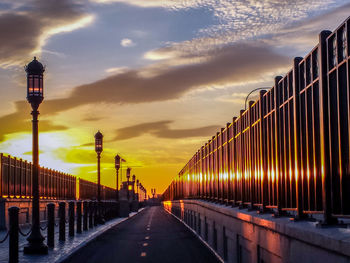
63;206;220;263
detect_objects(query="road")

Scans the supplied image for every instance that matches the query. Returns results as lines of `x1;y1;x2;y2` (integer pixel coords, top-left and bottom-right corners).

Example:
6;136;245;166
63;206;220;263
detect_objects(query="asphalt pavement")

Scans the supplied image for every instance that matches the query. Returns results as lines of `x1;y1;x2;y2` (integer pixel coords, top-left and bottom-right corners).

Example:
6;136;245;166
63;206;220;263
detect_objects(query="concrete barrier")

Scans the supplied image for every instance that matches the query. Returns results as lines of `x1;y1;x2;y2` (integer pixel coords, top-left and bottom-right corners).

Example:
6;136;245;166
163;200;350;263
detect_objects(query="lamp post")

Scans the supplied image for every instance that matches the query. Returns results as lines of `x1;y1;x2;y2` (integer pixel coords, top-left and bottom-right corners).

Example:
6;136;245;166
94;131;104;223
126;168;131;201
132;174;136;201
23;57;48;254
136;179;139;201
115;155;121;201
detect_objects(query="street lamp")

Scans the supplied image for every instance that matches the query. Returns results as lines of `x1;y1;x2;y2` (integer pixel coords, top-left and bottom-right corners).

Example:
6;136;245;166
23;57;48;254
136;179;139;201
126;168;131;201
94;131;104;223
132;174;136;201
115;155;121;201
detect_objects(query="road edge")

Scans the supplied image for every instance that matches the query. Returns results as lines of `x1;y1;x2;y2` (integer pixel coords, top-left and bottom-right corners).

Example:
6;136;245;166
163;207;224;263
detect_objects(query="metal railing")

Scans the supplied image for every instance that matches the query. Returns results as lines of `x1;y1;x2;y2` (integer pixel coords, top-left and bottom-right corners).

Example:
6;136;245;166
79;178;116;200
0;154;116;201
163;16;350;224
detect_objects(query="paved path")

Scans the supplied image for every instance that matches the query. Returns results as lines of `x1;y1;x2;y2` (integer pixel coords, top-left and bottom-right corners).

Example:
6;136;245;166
64;206;220;263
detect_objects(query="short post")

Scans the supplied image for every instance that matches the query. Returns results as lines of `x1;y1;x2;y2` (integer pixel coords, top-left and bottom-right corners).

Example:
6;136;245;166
83;201;88;231
88;201;93;228
76;201;82;234
9;207;19;263
69;201;75;237
59;202;66;241
47;203;55;247
94;201;98;226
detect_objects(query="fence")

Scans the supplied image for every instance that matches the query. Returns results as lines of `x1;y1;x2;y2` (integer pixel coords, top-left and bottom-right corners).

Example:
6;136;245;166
79;178;116;200
163;17;350;223
0;154;115;201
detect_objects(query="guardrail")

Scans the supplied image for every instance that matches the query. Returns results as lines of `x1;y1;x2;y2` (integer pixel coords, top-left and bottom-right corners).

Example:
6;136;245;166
163;16;350;224
0;154;116;200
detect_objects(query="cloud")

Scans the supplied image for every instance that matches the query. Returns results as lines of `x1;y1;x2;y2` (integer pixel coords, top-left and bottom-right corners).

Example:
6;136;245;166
113;120;221;140
263;3;350;52
55;42;289;108
0;0;94;67
0;41;289;141
0;101;68;142
105;67;129;74
120;38;136;47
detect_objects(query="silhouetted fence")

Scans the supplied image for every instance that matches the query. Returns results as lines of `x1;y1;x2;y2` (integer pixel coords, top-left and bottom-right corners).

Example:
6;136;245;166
163;17;350;224
79;178;116;200
0;154;115;200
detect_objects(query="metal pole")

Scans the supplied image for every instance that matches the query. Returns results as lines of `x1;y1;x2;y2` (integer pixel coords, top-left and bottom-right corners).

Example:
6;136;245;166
59;202;66;241
69;201;75;237
47;203;55;247
24;109;48;254
76;201;82;234
116;169;119;202
88;201;93;229
97;154;101;202
9;206;19;263
127;177;130;201
83;201;88;231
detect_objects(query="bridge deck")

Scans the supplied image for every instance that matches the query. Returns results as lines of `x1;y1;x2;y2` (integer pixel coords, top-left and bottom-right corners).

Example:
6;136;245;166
63;206;220;263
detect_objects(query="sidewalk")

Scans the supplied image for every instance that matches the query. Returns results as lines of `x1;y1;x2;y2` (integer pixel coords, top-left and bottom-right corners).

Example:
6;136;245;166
0;208;144;263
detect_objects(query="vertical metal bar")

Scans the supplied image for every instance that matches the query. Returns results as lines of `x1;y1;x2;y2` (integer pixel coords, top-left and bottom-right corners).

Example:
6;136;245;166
9;206;19;263
47;203;55;247
293;57;306;220
318;30;337;224
59;202;66;241
274;76;283;215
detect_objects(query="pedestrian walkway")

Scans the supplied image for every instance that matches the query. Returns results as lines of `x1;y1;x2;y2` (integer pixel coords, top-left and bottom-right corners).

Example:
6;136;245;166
0;211;141;263
64;206;220;263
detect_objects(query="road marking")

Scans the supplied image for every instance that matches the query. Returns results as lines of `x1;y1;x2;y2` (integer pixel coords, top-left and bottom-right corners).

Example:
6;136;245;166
145;236;149;240
141;252;146;257
143;243;148;246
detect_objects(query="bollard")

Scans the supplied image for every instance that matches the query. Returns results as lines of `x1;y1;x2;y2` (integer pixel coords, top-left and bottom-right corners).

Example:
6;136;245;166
83;201;88;231
88;201;93;229
76;201;82;234
94;201;98;226
59;202;66;241
47;203;55;247
69;201;75;237
9;207;19;263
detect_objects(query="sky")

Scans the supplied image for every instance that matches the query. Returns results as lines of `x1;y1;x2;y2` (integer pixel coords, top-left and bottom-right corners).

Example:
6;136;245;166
0;0;349;194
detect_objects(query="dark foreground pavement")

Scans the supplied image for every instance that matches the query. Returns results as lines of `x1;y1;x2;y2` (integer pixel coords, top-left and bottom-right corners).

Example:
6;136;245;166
63;206;220;263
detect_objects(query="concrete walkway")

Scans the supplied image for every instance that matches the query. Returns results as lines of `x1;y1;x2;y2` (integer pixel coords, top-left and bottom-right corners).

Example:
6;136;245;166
63;206;220;263
0;210;141;263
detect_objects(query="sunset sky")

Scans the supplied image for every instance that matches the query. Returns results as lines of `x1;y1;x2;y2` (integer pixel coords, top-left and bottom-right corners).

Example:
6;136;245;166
0;0;349;194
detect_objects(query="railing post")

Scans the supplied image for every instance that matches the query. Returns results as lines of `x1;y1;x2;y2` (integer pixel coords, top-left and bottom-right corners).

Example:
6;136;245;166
9;206;19;263
59;202;66;241
68;201;75;237
292;57;307;220
47;203;55;247
83;201;88;231
318;30;337;225
94;201;98;226
88;201;93;228
274;76;283;216
76;201;82;234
